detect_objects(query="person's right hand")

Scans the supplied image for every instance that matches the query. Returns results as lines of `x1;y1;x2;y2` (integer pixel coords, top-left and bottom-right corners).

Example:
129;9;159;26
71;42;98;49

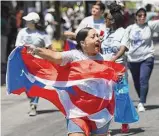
24;44;37;55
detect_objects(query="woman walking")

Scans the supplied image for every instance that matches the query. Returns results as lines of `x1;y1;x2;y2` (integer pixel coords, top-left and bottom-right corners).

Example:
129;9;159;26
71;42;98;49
15;12;52;116
101;2;139;133
111;7;159;112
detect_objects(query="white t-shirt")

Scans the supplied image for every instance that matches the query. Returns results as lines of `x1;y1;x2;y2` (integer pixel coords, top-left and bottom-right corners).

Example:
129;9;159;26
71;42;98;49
44;13;55;26
121;20;159;62
61;49;105;66
146;12;158;22
75;16;105;34
101;27;126;64
15;28;52;48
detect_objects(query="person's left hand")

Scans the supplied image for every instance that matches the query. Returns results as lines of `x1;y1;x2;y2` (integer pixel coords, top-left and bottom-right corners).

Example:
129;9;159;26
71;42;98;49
110;57;116;62
117;73;124;83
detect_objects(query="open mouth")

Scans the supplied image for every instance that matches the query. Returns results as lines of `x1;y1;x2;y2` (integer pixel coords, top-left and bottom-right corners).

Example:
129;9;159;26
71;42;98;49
95;41;101;47
95;42;101;52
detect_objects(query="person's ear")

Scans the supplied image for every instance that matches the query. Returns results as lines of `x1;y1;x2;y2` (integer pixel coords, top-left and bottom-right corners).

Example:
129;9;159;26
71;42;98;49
80;41;85;46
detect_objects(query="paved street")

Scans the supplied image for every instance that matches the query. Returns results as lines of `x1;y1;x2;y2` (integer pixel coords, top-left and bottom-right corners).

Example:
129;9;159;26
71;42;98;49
1;41;159;136
1;64;159;136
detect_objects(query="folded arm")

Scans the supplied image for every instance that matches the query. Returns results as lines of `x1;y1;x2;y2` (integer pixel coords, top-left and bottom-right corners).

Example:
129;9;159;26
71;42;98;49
111;46;128;62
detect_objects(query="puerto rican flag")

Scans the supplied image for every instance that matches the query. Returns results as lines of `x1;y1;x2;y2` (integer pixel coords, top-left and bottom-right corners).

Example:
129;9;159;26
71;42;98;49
6;46;125;136
63;39;77;51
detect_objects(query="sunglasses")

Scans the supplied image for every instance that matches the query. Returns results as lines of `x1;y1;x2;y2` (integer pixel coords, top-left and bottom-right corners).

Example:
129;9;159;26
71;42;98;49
26;20;35;23
137;14;146;18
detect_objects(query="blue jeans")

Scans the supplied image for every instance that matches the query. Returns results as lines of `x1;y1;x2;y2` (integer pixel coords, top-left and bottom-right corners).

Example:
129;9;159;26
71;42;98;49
128;57;154;103
66;119;111;135
30;97;39;105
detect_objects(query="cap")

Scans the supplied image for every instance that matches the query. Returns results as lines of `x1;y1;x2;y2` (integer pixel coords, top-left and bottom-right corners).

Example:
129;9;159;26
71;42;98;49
23;12;40;23
136;7;146;15
47;8;55;13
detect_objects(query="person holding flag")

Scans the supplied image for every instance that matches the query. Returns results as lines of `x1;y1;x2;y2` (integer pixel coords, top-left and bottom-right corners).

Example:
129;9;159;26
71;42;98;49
14;12;52;116
7;27;126;136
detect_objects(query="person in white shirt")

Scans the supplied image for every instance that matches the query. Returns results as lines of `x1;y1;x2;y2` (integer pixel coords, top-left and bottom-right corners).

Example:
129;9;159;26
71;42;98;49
64;1;106;39
15;12;52;116
44;8;57;41
111;7;159;112
101;2;139;133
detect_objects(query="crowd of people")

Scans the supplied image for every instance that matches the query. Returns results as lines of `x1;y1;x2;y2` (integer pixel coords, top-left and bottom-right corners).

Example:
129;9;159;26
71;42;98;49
3;0;159;136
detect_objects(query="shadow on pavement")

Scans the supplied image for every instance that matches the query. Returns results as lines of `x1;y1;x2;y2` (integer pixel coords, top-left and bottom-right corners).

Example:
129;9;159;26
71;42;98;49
145;105;159;111
132;100;139;103
37;109;59;115
111;127;145;135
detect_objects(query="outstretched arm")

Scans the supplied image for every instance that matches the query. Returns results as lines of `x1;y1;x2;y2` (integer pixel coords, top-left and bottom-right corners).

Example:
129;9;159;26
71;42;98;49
64;18;87;39
30;47;62;64
64;31;76;39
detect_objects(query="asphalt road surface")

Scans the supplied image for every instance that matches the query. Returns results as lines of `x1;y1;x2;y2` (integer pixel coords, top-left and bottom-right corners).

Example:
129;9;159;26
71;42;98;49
1;41;159;136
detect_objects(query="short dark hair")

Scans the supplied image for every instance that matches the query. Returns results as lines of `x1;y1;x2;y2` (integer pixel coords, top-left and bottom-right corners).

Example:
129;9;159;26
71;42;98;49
94;1;105;12
104;12;108;19
76;27;93;51
108;2;124;28
145;4;152;12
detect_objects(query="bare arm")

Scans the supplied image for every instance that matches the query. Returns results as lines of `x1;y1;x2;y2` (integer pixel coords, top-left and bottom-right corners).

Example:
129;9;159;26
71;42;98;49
64;31;76;39
111;46;128;62
33;47;62;64
63;18;87;39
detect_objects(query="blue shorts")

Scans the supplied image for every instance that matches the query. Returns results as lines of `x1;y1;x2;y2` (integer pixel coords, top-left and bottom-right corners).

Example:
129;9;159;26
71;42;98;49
66;119;111;135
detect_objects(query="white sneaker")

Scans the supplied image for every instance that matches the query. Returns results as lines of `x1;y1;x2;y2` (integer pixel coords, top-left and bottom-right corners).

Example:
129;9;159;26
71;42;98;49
137;103;145;112
29;104;37;116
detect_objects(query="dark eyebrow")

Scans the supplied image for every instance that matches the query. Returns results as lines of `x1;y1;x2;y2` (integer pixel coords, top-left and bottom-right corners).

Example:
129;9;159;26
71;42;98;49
91;33;98;37
91;33;96;37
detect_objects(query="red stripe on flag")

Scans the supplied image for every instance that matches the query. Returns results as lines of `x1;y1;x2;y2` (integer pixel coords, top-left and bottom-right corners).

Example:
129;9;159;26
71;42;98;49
83;116;97;131
27;85;66;115
64;40;70;51
107;92;115;115
11;87;26;95
21;48;125;82
68;86;114;115
72;118;90;136
71;116;98;136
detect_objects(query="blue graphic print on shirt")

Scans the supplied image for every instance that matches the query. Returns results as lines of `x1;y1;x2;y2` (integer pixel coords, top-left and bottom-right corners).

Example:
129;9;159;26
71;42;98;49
102;37;119;55
25;36;33;44
132;30;144;47
102;46;118;54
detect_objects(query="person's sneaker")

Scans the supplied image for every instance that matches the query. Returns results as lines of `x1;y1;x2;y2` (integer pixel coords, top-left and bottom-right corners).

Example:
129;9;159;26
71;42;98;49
121;124;129;133
137;103;145;112
107;131;111;136
29;104;37;116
